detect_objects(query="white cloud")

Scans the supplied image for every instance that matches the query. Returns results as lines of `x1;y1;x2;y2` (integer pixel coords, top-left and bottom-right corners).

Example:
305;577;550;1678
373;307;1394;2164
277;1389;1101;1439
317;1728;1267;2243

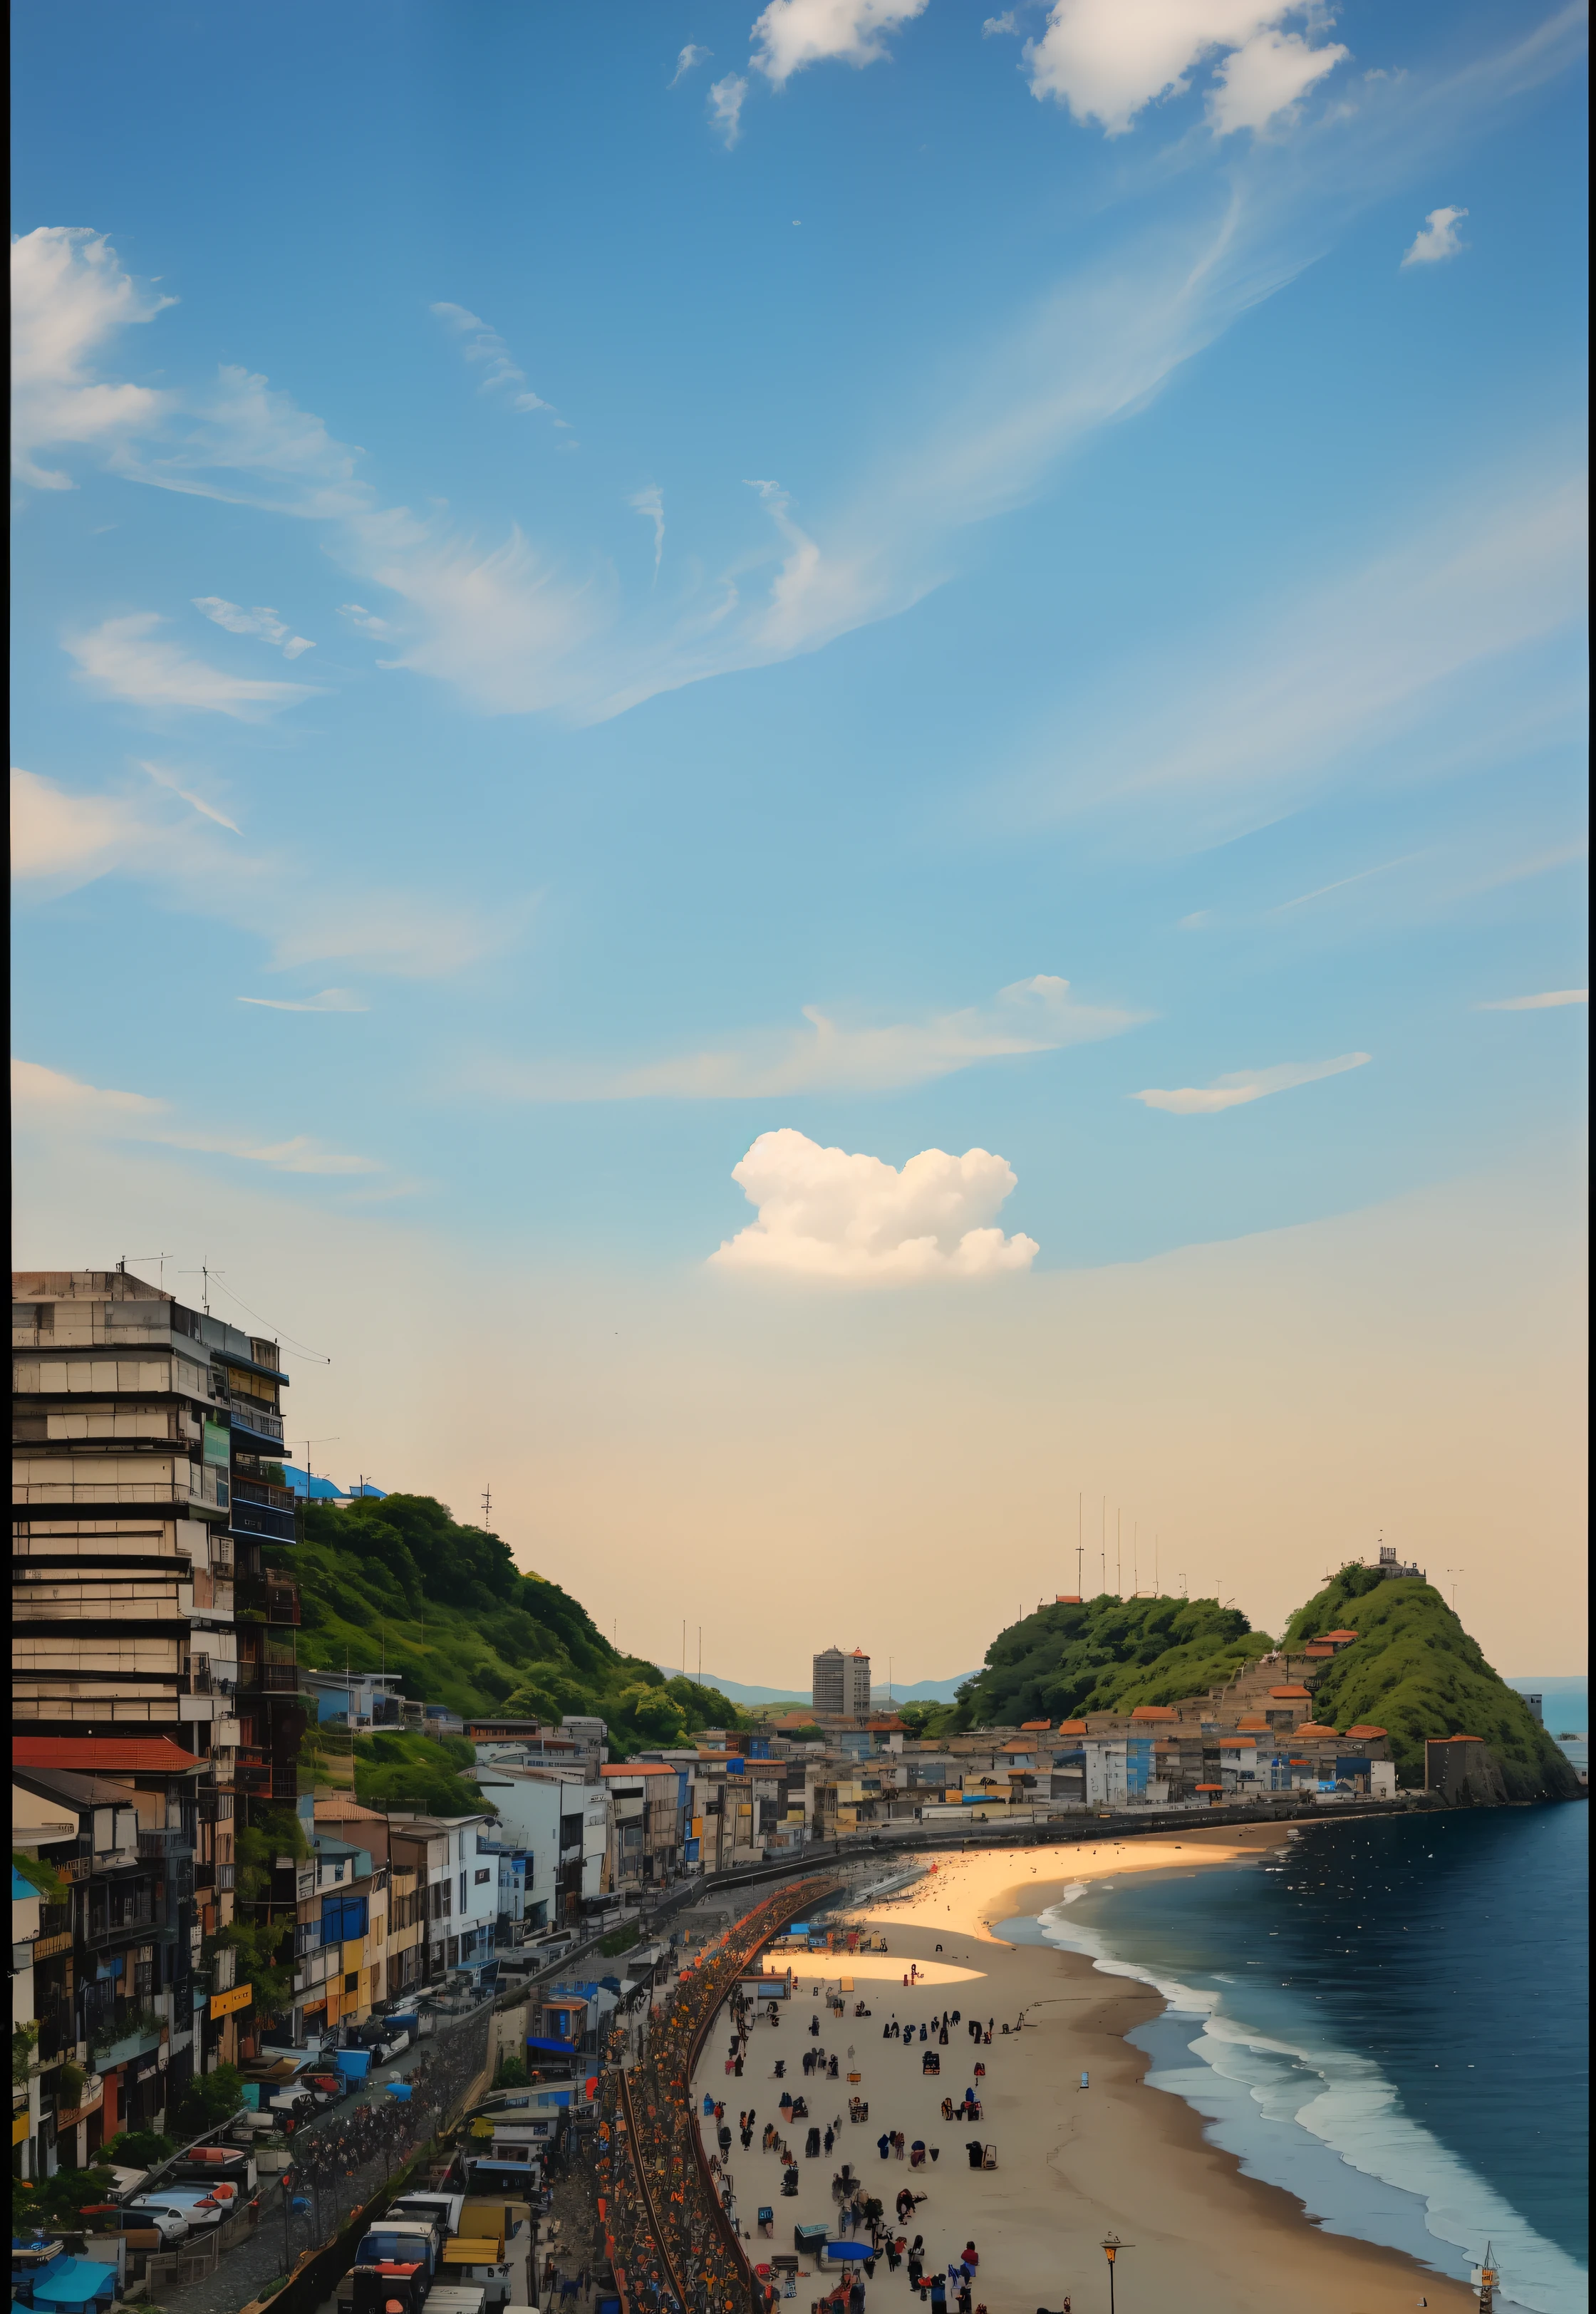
193;596;314;658
1475;989;1587;1012
338;602;397;640
752;0;930;87
983;12;1018;36
237;988;368;1013
631;484;665;578
11;227;173;489
64;613;320;720
710;1127;1040;1282
1401;204;1469;266
136;759;241;832
13;764;519;980
358;524;606;715
1207;25;1348;135
1132;1052;1370;1114
670;42;712;84
11;1057;381;1176
1028;469;1587;839
431;301;555;416
116;363;372;519
1023;1;1347;135
708;74;748;146
511;974;1145;1099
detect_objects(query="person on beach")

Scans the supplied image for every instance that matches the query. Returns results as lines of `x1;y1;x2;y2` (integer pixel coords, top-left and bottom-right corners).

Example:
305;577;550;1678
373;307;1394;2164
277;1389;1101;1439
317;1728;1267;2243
877;2132;891;2160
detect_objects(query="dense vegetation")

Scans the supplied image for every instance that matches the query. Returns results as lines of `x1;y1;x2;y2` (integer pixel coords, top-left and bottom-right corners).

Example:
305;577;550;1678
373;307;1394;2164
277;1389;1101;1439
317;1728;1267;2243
935;1594;1272;1731
1282;1565;1580;1801
280;1495;748;1759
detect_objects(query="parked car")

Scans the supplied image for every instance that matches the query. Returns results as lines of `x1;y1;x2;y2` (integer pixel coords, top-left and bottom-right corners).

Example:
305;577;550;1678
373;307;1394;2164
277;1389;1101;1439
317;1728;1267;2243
126;2198;202;2240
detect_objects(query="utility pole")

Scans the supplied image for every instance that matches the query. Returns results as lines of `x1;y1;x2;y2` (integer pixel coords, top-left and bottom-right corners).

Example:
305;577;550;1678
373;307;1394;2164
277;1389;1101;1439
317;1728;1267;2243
481;1483;492;1527
1116;1510;1122;1599
1076;1493;1084;1597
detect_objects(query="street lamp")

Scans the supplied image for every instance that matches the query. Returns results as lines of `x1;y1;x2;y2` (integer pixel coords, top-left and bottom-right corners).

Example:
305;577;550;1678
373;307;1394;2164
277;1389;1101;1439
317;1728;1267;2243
1100;2235;1132;2312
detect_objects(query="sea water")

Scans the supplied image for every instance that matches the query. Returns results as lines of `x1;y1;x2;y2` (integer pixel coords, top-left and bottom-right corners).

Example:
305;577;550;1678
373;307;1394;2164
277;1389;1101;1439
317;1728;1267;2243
1000;1805;1588;2314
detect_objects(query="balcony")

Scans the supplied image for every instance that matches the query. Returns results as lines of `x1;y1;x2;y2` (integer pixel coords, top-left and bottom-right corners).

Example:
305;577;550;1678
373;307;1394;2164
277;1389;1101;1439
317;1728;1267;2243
88;2017;163;2069
227;1398;285;1449
31;1929;76;1961
55;2076;105;2129
235;1577;301;1626
138;1828;194;1862
83;1909;155;1949
236;1763;274;1797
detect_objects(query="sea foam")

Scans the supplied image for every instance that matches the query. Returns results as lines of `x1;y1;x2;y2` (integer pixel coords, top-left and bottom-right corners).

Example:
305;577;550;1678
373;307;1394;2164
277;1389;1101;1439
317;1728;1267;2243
1027;1895;1587;2314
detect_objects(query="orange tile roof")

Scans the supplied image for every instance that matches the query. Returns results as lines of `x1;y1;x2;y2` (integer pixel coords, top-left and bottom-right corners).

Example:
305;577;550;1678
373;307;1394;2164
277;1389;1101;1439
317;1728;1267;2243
1292;1724;1339;1738
1345;1725;1387;1738
1440;1732;1482;1743
1302;1644;1336;1657
1020;1721;1051;1731
314;1799;385;1822
1054;1722;1087;1736
1130;1706;1177;1721
601;1760;679;1776
1194;1783;1223;1791
1320;1629;1360;1641
1268;1685;1310;1699
13;1736;200;1773
1236;1716;1269;1729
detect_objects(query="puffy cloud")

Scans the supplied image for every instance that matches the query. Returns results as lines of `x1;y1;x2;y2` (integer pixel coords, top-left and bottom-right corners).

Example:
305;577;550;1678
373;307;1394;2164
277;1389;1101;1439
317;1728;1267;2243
1401;205;1469;267
11;227;173;489
1131;1052;1370;1114
752;0;929;86
11;1057;380;1175
708;74;748;146
983;12;1018;35
64;613;320;720
1475;989;1587;1012
1024;0;1346;136
1206;25;1347;134
710;1127;1040;1282
193;596;314;659
11;764;155;885
670;42;712;85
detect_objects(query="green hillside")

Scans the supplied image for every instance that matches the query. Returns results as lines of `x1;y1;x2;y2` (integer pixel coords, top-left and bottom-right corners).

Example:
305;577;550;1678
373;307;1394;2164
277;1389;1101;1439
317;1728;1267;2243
1282;1565;1580;1801
273;1493;748;1763
937;1594;1273;1731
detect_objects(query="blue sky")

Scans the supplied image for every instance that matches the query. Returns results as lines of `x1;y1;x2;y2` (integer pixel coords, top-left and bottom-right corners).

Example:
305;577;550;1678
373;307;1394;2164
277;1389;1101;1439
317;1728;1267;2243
10;1;1587;1674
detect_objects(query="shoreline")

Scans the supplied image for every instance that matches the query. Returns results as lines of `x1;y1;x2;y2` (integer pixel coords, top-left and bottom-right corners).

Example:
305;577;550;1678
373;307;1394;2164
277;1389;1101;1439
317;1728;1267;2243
818;1835;1482;2312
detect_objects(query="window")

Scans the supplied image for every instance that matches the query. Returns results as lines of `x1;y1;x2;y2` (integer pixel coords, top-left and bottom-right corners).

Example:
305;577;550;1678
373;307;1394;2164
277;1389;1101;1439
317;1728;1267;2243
345;1971;360;1993
474;1868;491;1885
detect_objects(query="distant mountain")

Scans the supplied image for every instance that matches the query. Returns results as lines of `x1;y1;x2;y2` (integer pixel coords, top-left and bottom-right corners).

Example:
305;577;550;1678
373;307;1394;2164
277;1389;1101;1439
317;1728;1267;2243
653;1669;980;1708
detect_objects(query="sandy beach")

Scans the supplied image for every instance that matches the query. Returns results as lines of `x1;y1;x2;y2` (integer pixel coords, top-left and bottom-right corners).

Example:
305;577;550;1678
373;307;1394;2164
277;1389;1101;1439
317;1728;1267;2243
695;1832;1476;2314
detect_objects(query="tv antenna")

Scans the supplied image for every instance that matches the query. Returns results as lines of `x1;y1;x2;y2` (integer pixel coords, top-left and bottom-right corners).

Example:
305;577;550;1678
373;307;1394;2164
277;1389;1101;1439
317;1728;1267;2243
120;1252;174;1288
1075;1492;1084;1597
481;1483;493;1526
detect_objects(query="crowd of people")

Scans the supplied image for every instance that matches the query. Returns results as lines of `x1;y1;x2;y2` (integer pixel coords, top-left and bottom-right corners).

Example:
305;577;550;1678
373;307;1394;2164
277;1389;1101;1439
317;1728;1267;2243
595;1877;839;2314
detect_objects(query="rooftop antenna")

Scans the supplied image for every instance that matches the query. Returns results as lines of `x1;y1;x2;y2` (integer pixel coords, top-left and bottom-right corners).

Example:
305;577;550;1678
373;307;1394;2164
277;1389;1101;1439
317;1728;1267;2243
1133;1520;1138;1594
1154;1533;1159;1594
1100;1497;1107;1595
1076;1493;1084;1597
1116;1510;1122;1599
123;1252;174;1289
1446;1567;1465;1612
481;1483;492;1527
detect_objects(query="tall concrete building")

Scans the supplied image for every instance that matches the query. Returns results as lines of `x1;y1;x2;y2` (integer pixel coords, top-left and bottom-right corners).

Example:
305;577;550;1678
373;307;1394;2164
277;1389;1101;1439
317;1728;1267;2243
11;1266;307;2155
812;1646;871;1721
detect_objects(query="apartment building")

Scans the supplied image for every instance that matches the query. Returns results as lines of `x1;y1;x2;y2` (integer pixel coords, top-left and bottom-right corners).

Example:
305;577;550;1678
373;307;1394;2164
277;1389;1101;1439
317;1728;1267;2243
812;1647;871;1721
600;1763;683;1891
12;1267;314;2127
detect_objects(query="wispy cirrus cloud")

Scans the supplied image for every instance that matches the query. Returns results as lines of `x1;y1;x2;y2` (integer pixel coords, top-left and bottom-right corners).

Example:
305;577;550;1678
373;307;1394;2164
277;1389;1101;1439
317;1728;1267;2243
14;12;1580;728
11;1057;381;1176
237;988;368;1013
65;613;320;719
193;596;314;658
670;42;712;85
710;1127;1038;1283
11;764;526;981
490;975;1145;1101
430;301;562;422
707;74;748;147
1475;988;1587;1012
1132;1052;1371;1115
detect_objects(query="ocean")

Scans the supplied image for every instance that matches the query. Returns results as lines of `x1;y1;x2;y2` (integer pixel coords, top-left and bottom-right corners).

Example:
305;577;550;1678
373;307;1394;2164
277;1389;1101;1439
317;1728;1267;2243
1000;1805;1588;2314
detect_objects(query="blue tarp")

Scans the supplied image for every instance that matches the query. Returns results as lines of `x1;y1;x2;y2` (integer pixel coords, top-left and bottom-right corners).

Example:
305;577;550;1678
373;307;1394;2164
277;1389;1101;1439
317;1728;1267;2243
527;2034;581;2054
28;2259;118;2311
824;2244;871;2263
334;2048;372;2080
